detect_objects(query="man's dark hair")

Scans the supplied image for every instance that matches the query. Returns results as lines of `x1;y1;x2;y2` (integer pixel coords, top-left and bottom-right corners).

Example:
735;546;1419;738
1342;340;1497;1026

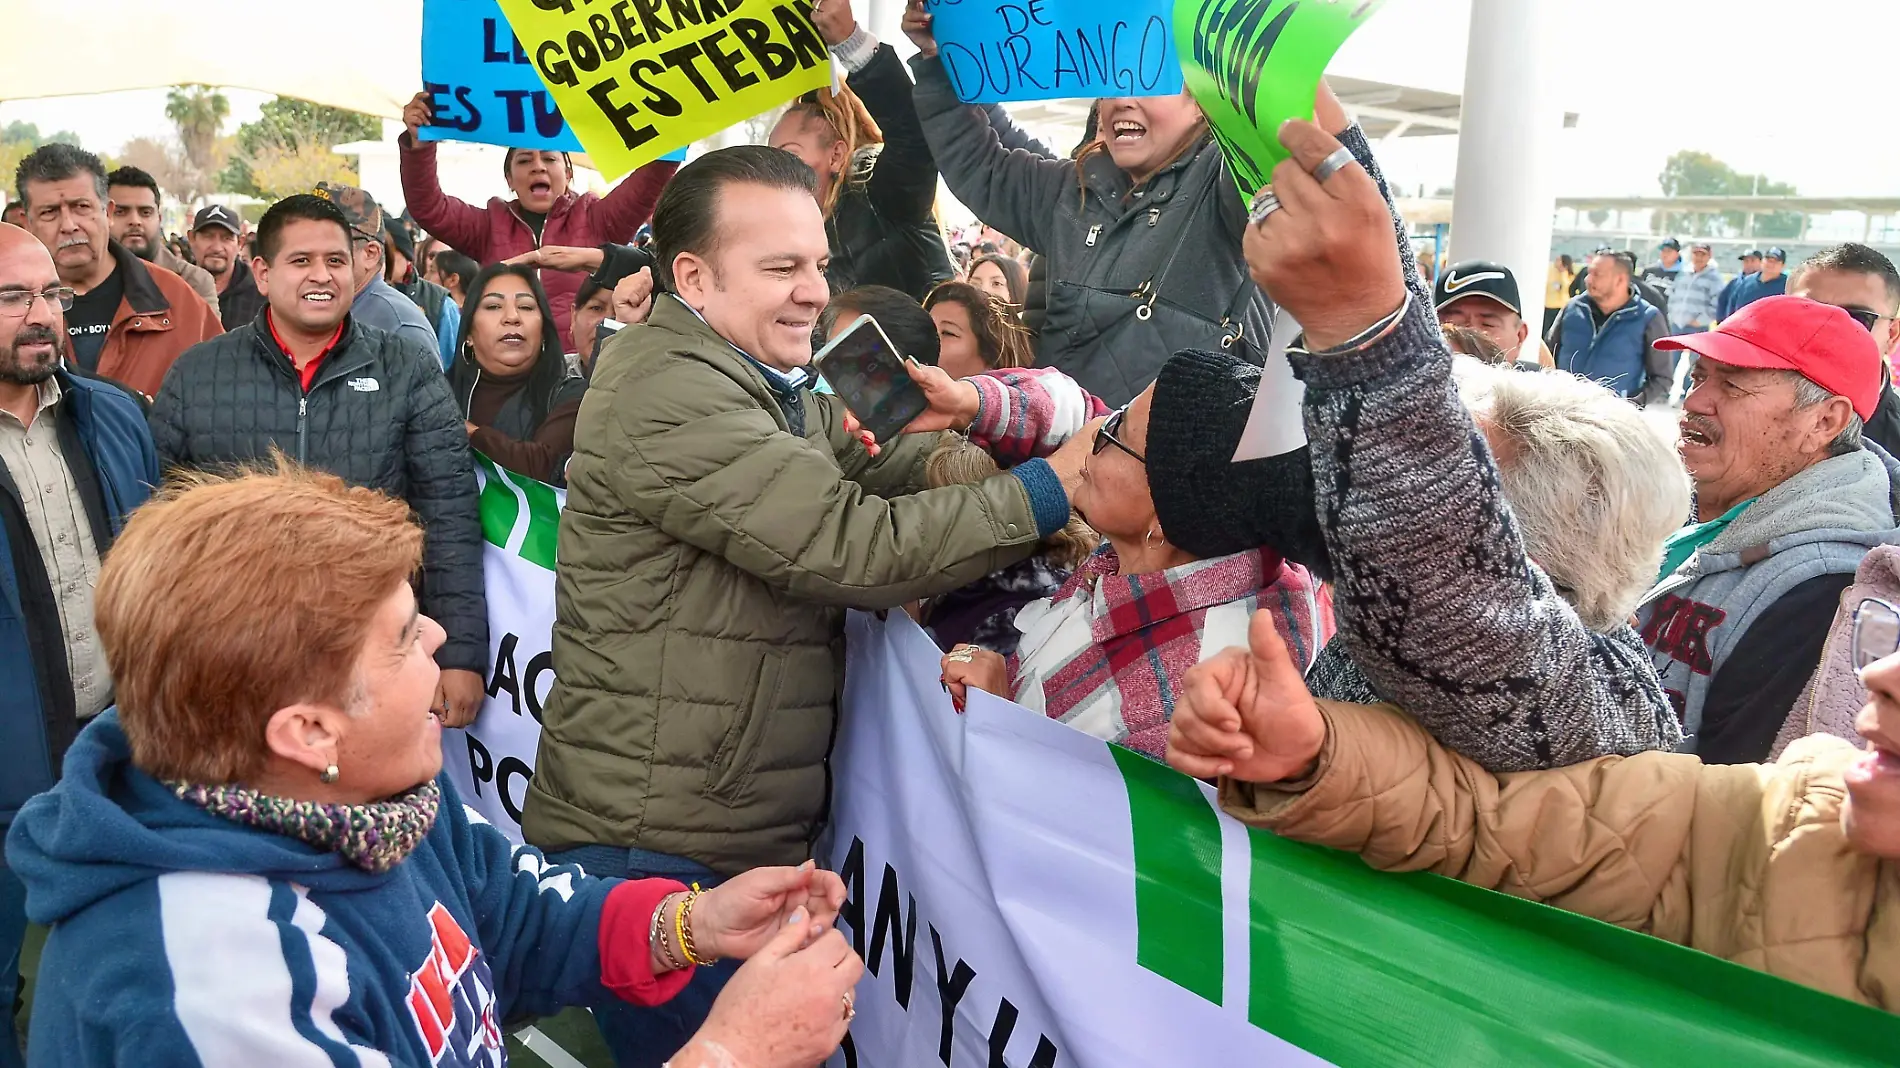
106;166;162;208
1793;243;1900;310
821;285;940;365
651;145;817;290
435;250;479;294
15;142;108;209
254;194;353;264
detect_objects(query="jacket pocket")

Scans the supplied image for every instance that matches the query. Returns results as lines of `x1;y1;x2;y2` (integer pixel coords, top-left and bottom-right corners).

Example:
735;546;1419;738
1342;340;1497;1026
706;651;784;802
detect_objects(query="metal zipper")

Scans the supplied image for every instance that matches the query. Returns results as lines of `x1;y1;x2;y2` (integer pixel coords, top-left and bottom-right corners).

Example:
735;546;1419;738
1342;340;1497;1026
297;396;307;464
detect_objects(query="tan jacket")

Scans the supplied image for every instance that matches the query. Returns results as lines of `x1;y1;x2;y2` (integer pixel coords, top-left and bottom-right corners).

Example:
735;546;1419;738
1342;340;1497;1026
1222;700;1900;1010
152;243;219;310
62;244;222;398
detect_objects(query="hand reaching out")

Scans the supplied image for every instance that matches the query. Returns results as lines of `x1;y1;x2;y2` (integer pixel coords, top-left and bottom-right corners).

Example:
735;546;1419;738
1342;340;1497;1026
898;359;980;434
1165;610;1327;783
691;861;847;963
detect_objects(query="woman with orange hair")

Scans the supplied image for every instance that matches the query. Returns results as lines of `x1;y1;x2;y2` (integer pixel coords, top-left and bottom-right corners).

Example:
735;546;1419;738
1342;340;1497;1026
769;0;957;301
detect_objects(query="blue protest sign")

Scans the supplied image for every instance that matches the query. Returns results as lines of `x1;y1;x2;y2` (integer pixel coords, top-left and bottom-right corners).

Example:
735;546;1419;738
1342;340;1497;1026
420;0;583;151
927;0;1183;103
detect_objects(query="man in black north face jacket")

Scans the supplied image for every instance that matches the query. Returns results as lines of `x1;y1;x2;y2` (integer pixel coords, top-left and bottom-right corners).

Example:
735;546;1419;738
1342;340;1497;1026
147;194;489;718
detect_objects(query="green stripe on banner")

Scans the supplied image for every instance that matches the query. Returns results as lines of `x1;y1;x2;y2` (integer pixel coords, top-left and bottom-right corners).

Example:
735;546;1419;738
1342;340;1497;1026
1112;745;1225;1004
512;473;561;571
1115;750;1900;1065
474;454;519;551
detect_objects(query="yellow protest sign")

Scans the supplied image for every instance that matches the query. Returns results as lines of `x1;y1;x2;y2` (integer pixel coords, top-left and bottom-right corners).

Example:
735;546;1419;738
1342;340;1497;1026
494;0;834;179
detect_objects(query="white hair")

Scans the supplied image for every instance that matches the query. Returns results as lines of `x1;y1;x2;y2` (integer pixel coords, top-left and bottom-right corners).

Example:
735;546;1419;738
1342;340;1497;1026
1455;365;1693;632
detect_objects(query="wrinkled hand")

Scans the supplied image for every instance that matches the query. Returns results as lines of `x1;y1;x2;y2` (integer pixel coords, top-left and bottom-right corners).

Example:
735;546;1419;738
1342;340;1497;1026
1046;415;1104;501
901;0;938;56
1242;121;1404;351
693;861;847;963
612;266;655;325
1165;610;1327;782
809;0;857;46
941;645;1009;712
535;245;605;274
679;910;862;1068
435;668;486;729
502;249;541;268
403;91;434;143
898;359;980;434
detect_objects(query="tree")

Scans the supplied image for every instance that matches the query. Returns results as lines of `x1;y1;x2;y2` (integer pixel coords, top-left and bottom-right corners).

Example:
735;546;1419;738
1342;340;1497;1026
1657;150;1802;240
117;137;197;203
1;122;82;149
165;85;229;174
219;97;380;198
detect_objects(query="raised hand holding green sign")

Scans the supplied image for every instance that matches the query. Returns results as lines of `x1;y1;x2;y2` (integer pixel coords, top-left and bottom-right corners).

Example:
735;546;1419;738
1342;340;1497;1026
1176;0;1385;197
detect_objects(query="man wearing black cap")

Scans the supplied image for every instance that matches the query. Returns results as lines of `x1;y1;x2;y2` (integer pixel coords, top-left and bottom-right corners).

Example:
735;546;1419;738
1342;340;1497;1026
383;219;459;370
1641;238;1686;304
1723;247;1789;317
188;204;265;329
1433;260;1551;369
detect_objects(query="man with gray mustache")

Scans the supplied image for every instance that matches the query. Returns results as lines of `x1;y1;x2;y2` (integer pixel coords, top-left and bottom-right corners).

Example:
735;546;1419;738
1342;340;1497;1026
1637;295;1900;764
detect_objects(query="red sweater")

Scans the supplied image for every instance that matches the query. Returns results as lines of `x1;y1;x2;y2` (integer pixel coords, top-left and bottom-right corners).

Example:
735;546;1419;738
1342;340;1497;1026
399;138;675;351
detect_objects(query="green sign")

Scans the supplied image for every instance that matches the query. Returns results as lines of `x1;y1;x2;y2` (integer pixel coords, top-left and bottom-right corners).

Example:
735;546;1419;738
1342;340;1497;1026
1176;0;1384;196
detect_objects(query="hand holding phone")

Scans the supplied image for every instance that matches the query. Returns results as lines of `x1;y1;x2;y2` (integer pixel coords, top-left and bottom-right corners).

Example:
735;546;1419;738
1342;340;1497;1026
813;314;930;444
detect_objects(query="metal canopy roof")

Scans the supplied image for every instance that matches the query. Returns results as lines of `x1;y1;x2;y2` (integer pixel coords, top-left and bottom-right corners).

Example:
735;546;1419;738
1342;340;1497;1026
1003;75;1577;145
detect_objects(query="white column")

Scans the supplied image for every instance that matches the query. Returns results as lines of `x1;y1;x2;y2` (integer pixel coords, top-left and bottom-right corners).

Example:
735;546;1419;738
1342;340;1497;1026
1446;0;1562;320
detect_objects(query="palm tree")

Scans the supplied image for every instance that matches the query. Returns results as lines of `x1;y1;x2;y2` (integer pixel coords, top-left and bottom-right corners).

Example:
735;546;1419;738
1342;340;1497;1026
165;85;229;174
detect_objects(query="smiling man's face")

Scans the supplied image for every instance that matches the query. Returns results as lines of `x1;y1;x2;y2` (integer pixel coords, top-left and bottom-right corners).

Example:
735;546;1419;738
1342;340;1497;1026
670;181;830;373
256;217;353;337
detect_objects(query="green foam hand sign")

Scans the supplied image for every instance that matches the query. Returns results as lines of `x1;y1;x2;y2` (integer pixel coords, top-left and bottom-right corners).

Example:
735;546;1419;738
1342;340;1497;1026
1176;0;1384;197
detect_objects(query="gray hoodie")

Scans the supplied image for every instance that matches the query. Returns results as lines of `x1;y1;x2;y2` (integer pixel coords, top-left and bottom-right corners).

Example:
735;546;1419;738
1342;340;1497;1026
1637;443;1900;752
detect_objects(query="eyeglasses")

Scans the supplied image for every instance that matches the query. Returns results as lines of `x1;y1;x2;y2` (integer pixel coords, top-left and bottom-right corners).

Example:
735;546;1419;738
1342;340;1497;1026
1854;597;1900;673
1841;306;1888;332
0;286;75;318
1092;405;1146;464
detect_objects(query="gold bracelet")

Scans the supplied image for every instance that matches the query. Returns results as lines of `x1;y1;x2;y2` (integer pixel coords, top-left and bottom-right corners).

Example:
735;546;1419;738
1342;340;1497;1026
676;885;716;967
653;892;688;972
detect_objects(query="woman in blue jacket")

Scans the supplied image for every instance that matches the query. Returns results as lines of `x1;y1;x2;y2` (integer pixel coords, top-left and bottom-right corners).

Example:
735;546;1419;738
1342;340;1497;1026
5;462;862;1068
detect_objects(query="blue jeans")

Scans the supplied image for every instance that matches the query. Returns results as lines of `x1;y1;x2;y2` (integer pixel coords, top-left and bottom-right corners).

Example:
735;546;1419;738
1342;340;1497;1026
545;846;739;1068
0;860;26;1068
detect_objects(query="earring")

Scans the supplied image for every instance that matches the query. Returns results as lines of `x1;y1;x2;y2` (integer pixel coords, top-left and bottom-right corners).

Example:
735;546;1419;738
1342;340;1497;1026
1145;525;1165;551
319;764;339;784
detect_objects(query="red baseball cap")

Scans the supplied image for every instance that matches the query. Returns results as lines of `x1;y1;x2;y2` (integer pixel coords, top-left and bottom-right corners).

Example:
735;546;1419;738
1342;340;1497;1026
1657;295;1883;421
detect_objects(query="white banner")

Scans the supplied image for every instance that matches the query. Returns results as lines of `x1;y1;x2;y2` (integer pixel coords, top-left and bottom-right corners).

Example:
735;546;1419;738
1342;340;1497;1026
822;612;1324;1068
440;456;561;842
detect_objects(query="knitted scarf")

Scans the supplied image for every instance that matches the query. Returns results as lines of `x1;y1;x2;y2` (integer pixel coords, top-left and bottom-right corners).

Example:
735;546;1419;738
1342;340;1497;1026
170;778;441;873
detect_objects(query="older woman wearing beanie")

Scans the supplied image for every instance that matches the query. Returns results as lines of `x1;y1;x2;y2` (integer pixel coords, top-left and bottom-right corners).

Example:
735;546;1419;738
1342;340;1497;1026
6;463;862;1068
1154;114;1686;773
938;360;1332;761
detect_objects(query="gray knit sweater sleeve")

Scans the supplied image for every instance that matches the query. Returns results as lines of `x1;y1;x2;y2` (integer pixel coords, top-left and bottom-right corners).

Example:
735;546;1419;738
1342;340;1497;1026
1293;132;1684;772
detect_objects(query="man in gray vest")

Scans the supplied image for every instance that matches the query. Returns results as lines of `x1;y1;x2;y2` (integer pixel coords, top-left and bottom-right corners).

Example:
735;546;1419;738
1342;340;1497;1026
1641;295;1900;763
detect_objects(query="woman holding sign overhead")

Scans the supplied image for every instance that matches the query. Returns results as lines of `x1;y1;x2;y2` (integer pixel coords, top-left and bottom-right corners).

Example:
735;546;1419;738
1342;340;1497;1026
902;0;1355;408
398;91;677;353
766;0;958;302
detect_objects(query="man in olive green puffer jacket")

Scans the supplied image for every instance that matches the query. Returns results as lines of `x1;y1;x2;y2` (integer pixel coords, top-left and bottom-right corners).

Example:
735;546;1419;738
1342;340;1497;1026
523;148;1074;903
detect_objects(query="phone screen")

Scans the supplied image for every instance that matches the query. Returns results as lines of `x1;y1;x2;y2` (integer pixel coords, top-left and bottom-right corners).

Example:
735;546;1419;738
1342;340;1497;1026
814;315;930;442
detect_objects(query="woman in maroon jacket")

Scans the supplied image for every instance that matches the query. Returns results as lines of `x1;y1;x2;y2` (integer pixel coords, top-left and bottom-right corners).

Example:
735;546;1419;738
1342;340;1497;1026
398;90;676;351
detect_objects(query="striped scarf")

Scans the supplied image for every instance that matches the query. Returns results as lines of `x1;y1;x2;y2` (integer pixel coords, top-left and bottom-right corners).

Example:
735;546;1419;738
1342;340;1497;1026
1009;546;1330;760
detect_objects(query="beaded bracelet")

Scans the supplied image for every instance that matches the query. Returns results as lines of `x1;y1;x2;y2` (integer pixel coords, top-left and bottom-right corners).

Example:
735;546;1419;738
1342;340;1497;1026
1287;291;1413;359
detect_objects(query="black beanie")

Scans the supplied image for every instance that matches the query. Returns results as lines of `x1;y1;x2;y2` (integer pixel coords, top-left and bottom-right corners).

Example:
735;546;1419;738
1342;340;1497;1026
1146;349;1333;581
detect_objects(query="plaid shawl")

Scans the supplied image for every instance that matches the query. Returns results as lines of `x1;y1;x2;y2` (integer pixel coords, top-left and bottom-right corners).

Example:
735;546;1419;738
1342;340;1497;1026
1009;545;1331;760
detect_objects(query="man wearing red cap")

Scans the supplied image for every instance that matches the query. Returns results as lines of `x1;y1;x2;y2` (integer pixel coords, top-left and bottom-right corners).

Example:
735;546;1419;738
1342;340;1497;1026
1639;295;1900;763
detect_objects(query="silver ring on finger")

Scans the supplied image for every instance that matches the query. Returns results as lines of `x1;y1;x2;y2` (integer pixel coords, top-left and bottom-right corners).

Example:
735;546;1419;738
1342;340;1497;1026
1248;188;1282;226
1311;146;1359;184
